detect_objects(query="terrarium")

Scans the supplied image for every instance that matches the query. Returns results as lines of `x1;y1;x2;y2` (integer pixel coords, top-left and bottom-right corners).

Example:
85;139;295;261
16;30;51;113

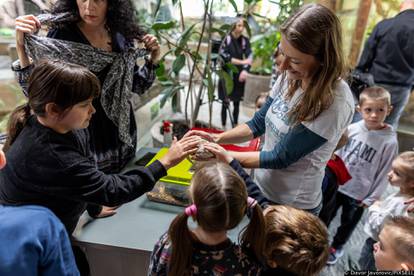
144;128;261;206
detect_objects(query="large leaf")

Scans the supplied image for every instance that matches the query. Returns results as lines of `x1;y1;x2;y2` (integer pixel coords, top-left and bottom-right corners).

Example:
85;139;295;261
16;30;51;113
155;61;165;77
172;54;186;76
217;69;234;95
228;0;239;13
160;86;183;108
151;20;175;31
179;23;197;48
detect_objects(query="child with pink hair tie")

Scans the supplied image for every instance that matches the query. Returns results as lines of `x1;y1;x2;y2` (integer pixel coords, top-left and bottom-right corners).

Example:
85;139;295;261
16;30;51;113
149;161;265;276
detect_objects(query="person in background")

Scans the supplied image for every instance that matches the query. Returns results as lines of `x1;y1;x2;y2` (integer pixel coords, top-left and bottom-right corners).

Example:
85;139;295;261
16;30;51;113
148;161;265;276
14;0;160;174
327;87;398;265
319;130;352;225
218;16;252;128
359;151;414;271
373;216;414;271
269;45;283;89
354;0;414;129
0;149;79;276
189;3;354;216
255;92;269;111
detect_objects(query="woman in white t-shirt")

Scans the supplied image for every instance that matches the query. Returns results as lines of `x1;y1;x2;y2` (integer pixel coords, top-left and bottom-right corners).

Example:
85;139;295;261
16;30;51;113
190;3;354;215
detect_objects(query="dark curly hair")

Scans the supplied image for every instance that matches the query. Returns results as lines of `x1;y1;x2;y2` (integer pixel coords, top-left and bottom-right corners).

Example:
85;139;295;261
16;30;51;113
51;0;146;41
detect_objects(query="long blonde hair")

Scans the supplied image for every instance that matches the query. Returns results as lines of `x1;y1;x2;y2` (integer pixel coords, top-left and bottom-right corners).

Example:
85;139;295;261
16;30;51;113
280;3;346;125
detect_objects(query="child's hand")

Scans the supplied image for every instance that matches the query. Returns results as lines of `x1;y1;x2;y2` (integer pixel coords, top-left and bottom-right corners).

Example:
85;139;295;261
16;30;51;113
159;136;199;169
405;197;414;213
95;206;119;218
0;149;6;169
203;142;234;164
182;130;220;143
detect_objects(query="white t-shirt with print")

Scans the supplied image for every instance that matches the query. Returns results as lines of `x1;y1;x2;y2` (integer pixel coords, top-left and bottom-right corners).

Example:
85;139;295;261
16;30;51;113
254;78;354;209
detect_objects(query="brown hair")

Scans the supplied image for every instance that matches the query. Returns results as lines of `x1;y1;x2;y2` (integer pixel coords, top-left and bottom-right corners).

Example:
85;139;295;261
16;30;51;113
280;3;346;125
168;161;265;276
3;60;100;151
359;86;391;106
383;216;414;265
264;205;329;276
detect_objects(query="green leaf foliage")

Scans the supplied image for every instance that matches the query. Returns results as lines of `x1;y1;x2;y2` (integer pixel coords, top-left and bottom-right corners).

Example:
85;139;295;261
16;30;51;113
217;69;234;95
172;54;186;76
151;20;175;31
160;86;183;108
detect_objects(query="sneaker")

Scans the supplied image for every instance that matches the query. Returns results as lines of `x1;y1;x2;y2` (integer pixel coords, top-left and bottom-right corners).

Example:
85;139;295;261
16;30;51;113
327;247;344;265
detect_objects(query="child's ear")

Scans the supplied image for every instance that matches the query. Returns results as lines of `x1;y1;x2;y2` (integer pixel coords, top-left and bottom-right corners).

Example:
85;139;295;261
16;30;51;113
400;262;413;271
356;105;361;114
44;103;61;119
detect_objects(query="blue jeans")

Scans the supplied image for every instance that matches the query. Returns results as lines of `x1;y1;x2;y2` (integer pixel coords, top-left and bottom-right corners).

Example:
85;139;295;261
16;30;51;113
353;83;411;129
359;237;377;271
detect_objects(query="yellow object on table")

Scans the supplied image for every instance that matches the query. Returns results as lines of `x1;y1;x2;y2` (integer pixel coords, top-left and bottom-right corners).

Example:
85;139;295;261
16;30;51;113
146;147;193;186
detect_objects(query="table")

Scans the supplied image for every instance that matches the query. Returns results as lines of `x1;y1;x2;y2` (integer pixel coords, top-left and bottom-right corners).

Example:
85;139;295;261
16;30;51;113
72;147;247;276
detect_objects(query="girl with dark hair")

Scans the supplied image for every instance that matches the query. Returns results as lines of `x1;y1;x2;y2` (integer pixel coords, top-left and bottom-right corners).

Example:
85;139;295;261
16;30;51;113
0;60;198;235
148;158;265;276
189;4;354;215
14;0;160;173
218;17;252;127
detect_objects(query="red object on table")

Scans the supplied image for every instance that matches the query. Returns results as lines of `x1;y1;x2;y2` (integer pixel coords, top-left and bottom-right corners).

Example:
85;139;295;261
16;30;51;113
190;127;260;152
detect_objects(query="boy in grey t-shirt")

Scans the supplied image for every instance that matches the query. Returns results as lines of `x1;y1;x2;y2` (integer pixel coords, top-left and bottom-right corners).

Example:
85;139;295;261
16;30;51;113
326;87;398;265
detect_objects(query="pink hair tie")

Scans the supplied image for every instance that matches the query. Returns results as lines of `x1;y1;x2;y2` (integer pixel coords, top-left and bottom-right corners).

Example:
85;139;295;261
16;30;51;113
185;204;197;217
247;197;257;209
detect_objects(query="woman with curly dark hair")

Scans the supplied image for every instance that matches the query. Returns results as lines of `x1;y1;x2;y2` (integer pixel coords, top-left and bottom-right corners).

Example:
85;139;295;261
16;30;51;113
14;0;160;174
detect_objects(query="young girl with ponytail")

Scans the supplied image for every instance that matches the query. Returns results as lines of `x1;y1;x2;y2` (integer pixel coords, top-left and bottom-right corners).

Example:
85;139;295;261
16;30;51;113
148;160;265;276
0;60;199;234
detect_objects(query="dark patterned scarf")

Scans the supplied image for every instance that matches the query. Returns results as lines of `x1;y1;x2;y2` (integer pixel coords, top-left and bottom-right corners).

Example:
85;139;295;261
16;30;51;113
24;13;149;147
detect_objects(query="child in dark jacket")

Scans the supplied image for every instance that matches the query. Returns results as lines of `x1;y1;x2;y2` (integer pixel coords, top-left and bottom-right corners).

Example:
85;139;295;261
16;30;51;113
0;60;198;234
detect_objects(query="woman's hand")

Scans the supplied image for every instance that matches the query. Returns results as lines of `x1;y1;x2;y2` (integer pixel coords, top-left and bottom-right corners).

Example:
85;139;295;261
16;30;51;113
405;197;414;213
95;206;119;218
159;136;199;169
239;70;248;82
0;149;6;169
15;15;41;46
203;142;234;164
142;34;160;64
243;58;252;66
182;130;221;143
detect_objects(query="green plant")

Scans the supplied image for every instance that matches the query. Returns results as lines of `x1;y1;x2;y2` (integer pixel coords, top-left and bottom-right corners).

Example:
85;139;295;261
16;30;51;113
249;0;303;75
150;0;302;125
250;26;280;75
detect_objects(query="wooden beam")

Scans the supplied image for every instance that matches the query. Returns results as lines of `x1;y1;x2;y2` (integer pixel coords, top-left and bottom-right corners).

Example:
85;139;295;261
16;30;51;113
349;0;372;67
